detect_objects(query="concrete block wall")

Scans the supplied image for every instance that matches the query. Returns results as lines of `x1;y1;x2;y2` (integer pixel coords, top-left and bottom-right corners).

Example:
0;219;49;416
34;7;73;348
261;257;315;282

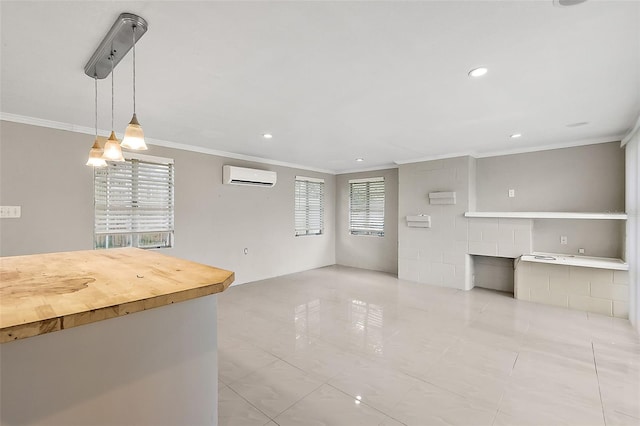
398;156;474;289
515;261;629;318
396;142;627;306
468;218;532;258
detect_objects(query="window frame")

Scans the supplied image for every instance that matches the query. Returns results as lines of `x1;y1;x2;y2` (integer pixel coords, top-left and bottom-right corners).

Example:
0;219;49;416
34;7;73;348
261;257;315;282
94;153;175;250
348;176;385;237
294;176;325;237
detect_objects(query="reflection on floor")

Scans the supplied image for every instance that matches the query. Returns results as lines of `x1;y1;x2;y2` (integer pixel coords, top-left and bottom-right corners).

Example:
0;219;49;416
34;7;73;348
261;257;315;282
217;265;640;426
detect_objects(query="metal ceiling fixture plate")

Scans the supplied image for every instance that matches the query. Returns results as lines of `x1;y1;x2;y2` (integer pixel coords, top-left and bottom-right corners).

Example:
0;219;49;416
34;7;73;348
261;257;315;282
84;13;148;79
553;0;588;6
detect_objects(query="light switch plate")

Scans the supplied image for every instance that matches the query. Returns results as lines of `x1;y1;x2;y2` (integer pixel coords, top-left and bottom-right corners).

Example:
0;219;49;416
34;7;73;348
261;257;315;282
0;206;21;218
560;236;568;244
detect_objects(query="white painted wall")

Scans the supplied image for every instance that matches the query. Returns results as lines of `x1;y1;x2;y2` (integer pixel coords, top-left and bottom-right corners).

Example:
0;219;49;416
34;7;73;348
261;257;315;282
0;295;218;426
624;130;639;333
476;142;625;212
0;121;336;284
476;142;626;258
335;168;398;274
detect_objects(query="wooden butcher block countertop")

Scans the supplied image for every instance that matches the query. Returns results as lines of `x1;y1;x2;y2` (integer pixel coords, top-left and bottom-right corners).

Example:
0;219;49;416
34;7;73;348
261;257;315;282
0;248;234;343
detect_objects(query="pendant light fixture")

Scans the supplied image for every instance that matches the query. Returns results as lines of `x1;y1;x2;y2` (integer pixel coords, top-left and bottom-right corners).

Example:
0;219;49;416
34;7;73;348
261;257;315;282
86;76;107;167
102;54;125;162
121;25;147;150
83;13;148;166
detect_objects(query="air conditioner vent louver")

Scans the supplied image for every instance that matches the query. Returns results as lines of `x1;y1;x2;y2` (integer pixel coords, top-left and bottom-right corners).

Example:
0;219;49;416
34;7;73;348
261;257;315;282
223;165;277;187
229;179;274;186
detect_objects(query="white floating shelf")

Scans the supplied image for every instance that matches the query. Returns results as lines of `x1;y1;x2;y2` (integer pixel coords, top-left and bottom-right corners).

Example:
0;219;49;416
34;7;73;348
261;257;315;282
429;191;456;205
519;253;628;271
464;211;627;220
406;215;431;228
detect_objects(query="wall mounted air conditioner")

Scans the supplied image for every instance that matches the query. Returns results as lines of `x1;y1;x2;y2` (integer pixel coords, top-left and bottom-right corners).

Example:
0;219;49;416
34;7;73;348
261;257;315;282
222;165;277;187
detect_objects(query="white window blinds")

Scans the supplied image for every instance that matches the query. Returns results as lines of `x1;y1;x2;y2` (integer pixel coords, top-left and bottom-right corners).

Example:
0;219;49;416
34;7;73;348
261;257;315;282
94;155;174;249
349;177;385;237
295;176;324;236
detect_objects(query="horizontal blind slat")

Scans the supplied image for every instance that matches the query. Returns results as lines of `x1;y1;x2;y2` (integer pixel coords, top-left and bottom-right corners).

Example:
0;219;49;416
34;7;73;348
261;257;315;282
95;158;174;249
295;178;324;235
349;177;385;236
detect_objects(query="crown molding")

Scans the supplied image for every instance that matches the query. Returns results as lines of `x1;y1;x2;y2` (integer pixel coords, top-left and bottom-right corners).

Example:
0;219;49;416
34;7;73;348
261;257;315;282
2;112;629;174
336;163;398;175
394;135;625;165
621;115;640;147
394;150;474;165
472;135;625;158
0;112;336;175
1;112;99;136
144;137;336;174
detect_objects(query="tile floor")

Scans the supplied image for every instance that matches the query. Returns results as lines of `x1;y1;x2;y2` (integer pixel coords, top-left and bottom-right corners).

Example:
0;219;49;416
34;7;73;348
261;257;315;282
217;265;640;426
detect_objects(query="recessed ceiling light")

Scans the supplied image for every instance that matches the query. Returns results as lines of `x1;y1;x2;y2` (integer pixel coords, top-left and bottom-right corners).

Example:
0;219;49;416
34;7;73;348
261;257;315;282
263;133;273;139
566;122;589;127
355;158;364;162
510;133;522;139
468;67;488;78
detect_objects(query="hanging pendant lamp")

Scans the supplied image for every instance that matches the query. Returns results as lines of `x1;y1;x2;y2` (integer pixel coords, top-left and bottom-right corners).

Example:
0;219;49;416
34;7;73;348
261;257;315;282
87;76;108;167
121;25;147;150
102;54;125;162
83;13;148;166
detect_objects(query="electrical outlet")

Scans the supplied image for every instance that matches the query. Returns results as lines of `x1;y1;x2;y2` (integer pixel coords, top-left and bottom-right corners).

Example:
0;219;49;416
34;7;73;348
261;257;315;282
508;189;515;198
560;236;568;245
578;248;585;254
0;206;21;218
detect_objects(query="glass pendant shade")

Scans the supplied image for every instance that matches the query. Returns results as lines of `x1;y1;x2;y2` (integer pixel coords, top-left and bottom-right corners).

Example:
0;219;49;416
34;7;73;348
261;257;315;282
121;113;147;150
102;131;125;161
121;25;147;151
87;74;106;167
86;138;107;167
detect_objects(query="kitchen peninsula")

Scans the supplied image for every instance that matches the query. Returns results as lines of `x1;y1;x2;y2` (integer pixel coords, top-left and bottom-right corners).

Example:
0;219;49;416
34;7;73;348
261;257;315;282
0;248;234;425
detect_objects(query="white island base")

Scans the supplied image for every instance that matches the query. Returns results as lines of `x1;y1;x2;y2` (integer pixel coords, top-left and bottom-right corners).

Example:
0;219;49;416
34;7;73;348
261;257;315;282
0;295;219;426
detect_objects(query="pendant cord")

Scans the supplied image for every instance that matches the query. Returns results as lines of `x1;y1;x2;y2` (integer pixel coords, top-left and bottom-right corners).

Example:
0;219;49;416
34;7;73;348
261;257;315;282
94;75;98;138
132;25;136;115
110;53;114;131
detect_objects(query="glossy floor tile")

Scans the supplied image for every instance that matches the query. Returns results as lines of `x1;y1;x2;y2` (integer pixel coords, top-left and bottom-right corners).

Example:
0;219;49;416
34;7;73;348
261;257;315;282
274;384;405;426
218;265;640;426
219;386;272;426
229;359;323;418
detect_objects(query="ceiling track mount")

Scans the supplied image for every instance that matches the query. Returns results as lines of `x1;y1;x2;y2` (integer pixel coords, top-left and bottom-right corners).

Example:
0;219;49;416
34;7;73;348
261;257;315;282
84;13;148;79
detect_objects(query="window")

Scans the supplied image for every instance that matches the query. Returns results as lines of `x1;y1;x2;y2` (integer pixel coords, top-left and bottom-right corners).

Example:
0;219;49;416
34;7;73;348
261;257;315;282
94;154;174;249
295;176;324;236
349;177;385;237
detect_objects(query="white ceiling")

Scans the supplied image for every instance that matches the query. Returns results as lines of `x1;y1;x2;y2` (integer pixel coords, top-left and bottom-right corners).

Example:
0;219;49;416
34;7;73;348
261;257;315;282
1;1;639;173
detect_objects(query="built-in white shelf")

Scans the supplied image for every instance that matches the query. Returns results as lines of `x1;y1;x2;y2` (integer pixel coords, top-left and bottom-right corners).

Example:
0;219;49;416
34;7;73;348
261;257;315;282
519;252;628;271
464;211;627;220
